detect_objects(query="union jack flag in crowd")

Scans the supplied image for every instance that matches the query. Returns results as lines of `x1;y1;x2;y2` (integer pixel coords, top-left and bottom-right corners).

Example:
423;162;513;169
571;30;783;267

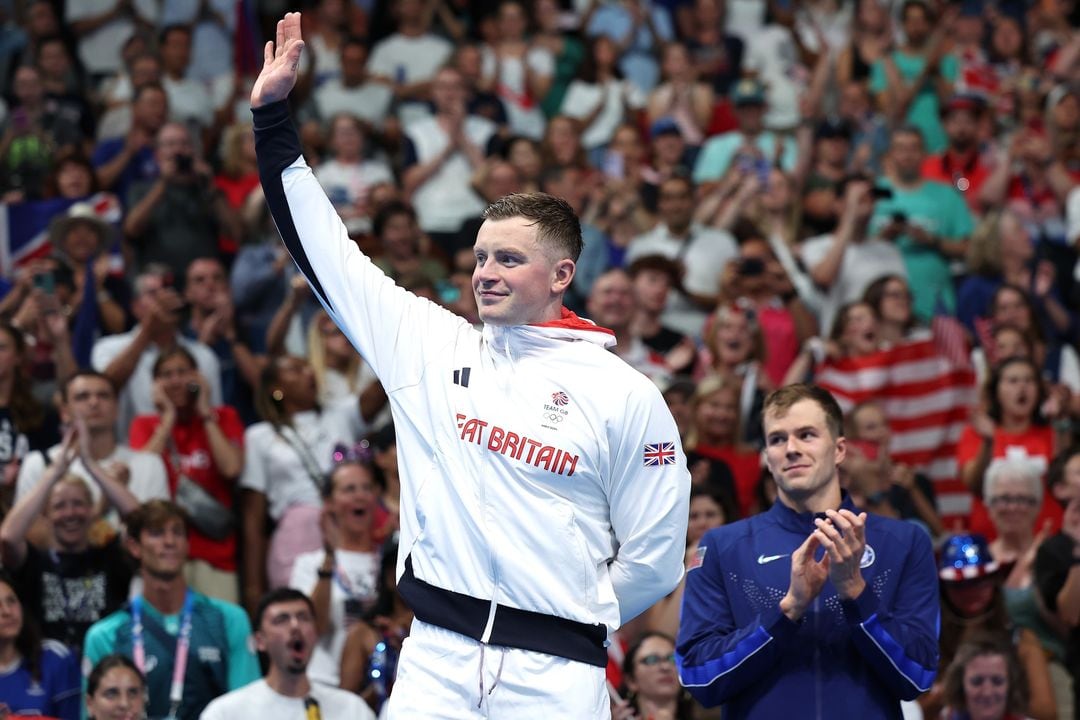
643;442;676;467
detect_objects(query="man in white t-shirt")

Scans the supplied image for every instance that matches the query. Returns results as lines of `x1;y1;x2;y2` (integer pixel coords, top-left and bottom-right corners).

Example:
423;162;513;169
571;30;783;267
367;0;453;126
92;265;222;441
15;371;169;542
66;0;155;78
626;175;739;338
401;65;496;255
799;175;907;334
199;588;375;720
314;37;393;128
159;24;214;129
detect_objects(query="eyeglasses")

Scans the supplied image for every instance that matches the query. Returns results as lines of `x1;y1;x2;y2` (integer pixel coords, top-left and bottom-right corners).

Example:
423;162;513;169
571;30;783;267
967;674;1007;688
638;653;676;667
988;494;1038;508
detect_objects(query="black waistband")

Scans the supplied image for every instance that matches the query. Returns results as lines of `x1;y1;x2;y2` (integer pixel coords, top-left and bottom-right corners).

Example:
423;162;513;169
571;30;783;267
398;554;608;668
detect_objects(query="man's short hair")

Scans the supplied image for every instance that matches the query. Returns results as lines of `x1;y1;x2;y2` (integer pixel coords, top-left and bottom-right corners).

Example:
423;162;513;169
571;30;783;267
60;370;117;403
133;81;166;104
134;263;175;296
890;124;926;148
126;499;188;540
372;200;417;239
159;23;192;45
901;0;933;21
482;192;583;262
255;587;315;630
763;384;844;439
626;254;681;285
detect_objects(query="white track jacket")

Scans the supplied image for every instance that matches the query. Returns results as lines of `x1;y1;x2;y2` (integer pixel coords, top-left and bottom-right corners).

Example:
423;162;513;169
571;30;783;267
254;101;689;643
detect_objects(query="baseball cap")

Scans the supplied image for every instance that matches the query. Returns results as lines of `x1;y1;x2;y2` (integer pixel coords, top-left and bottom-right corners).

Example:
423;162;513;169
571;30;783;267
650;117;681;140
942;93;986;118
938;534;1000;582
814;118;853;141
731;78;766;107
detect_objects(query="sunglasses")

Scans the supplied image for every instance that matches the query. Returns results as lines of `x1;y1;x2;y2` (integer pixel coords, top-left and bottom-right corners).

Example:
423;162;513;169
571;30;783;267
638;653;676;667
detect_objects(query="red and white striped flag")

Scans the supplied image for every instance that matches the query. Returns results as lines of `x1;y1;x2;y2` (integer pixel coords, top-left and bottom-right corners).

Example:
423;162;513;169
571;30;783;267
815;329;978;523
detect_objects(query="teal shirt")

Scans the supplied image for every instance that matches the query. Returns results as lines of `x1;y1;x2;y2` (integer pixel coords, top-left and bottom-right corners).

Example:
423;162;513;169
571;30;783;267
82;592;259;720
869;51;958;153
870;179;974;321
691;131;799;184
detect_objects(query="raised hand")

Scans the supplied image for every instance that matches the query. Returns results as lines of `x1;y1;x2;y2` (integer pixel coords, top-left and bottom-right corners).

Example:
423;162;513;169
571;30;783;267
251;12;306;108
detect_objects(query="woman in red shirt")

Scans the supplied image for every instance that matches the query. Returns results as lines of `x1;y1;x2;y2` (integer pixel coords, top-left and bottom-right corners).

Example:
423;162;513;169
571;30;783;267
128;347;245;602
956;356;1069;539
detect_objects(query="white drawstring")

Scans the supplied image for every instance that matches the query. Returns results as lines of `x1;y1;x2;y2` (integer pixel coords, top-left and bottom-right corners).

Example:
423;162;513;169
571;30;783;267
476;644;508;709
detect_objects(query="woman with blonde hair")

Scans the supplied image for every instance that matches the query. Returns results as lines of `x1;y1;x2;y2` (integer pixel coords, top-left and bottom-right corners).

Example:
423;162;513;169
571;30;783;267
213;122;262;243
684;373;759;518
306;309;366;406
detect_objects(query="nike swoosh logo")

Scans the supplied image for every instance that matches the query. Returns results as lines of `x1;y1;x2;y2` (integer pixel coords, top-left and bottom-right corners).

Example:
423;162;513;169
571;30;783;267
757;553;789;565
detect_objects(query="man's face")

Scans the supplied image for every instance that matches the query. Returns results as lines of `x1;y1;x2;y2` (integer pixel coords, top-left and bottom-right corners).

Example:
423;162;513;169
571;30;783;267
132;519;189;579
155;124;193;167
902;5;931;46
257;599;318;675
160;30;191;74
657;179;694;233
341;44;368;86
134;88;168;133
838;82;869;119
184;259;227;310
472;217;570;326
38;40;69;80
734;104;765;135
763;399;845;511
380;213;419;258
586;271;635;329
632;269;671;314
63;375;118;433
431;69;467;115
945;109;978;152
889;132;925;181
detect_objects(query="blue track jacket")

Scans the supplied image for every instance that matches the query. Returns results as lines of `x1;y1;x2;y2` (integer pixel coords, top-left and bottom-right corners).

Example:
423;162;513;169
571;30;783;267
676;495;939;719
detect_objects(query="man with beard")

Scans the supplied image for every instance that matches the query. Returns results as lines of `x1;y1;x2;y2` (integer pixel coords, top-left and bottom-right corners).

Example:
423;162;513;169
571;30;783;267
200;588;375;719
921;95;993;212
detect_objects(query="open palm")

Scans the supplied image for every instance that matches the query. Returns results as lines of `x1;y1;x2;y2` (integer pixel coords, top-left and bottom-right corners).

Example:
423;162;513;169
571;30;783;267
251;12;305;108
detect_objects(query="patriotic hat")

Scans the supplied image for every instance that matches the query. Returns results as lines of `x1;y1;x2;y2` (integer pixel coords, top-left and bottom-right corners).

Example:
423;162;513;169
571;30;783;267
938;534;1000;582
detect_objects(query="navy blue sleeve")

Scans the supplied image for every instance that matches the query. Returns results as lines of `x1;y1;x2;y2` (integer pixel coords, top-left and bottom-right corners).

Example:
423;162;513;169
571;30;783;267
840;525;939;700
675;529;800;707
251;100;336;315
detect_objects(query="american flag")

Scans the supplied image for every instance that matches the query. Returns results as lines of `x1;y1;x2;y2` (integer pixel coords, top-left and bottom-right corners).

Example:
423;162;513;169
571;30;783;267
643;442;676;467
931;310;972;371
814;329;977;523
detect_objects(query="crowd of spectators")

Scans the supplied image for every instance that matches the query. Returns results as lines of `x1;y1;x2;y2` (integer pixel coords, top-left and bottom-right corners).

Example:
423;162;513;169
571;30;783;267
0;0;1079;718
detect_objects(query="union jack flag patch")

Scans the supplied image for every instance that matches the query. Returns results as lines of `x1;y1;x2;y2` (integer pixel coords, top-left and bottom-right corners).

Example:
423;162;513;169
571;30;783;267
643;441;676;467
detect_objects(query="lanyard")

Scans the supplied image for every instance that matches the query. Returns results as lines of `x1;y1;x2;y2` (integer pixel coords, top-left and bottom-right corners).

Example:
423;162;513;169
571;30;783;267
132;590;194;720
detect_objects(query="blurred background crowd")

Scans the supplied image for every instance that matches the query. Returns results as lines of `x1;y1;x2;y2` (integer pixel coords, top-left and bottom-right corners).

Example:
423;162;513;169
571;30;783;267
1;0;1080;718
